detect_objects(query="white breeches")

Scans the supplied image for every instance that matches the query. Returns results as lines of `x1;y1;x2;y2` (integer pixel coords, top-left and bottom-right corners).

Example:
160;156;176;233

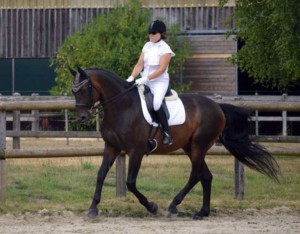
147;78;169;111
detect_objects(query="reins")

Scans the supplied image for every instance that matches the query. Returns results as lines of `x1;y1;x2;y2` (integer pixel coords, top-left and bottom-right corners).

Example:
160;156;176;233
101;83;137;106
73;73;137;109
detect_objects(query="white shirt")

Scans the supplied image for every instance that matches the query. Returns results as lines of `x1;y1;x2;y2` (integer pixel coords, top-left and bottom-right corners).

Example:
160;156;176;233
141;40;175;80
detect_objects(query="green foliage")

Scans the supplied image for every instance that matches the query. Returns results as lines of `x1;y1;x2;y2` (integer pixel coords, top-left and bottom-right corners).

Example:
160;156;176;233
222;0;300;90
167;24;191;91
50;0;190;96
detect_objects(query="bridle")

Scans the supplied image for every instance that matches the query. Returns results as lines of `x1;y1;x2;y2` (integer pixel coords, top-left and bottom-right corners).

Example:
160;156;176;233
72;73;137;109
72;75;94;109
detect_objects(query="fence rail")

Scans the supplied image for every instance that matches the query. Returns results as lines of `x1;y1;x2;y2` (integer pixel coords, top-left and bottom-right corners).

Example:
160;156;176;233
1;95;300;201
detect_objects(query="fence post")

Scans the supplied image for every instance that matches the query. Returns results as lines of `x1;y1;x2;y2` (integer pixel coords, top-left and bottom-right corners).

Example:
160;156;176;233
96;109;100;140
116;151;126;197
282;93;287;136
64;109;69;145
234;159;244;200
255;92;259;136
12;93;21;149
282;110;287;136
0;111;7;201
31;93;40;131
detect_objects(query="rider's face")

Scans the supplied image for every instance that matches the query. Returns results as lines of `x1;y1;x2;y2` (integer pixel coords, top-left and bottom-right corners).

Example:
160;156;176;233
149;32;161;43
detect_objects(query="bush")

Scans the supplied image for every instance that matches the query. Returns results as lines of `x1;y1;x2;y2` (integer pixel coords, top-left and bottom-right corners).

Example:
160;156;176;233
50;0;190;96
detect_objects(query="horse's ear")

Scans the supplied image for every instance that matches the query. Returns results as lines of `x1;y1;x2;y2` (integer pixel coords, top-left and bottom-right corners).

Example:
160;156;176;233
77;66;88;78
68;65;77;77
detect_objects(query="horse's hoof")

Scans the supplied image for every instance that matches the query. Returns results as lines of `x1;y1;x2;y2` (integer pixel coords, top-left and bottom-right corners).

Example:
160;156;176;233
166;211;178;218
193;213;204;220
148;202;158;214
87;208;99;218
193;211;209;220
166;207;178;218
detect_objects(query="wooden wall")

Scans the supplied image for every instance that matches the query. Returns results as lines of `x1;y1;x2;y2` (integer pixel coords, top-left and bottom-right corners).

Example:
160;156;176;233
0;4;237;95
0;8;109;57
183;35;237;95
0;6;234;58
0;0;235;8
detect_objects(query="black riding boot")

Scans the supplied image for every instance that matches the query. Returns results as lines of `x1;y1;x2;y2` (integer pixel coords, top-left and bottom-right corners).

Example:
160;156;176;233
155;107;172;145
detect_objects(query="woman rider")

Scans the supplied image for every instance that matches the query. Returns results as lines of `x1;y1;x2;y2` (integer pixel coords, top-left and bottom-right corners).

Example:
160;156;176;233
127;20;175;145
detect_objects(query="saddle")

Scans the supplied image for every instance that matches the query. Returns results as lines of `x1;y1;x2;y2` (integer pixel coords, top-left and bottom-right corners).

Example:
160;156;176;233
137;84;185;154
143;85;171;123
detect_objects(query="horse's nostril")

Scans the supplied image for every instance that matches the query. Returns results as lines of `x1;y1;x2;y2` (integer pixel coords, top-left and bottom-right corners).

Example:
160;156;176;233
81;115;87;122
77;114;88;123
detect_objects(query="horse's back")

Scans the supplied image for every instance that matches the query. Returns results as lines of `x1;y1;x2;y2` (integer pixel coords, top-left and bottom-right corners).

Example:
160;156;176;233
179;93;223;115
179;93;226;136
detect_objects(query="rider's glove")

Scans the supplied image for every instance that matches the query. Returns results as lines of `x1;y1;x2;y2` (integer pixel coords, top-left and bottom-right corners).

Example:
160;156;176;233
126;76;134;82
135;77;149;85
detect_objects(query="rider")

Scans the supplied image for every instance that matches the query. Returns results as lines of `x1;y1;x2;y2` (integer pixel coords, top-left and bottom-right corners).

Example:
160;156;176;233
127;20;175;145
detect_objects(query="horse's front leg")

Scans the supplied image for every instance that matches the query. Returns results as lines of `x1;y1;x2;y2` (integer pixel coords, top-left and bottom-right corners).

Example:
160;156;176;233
87;145;120;218
126;153;158;214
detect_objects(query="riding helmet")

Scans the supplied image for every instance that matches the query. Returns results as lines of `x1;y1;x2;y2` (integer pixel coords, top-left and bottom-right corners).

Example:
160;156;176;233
148;20;166;34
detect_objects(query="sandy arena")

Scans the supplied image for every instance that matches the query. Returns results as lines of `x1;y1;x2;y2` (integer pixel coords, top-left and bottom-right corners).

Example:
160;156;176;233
0;207;299;234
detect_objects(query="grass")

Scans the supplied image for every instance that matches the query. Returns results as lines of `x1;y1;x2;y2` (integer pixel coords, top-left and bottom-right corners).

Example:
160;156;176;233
1;154;299;217
1;139;299;217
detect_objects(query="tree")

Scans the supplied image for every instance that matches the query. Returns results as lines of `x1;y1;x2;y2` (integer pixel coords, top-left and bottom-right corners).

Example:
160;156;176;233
50;0;190;95
221;0;300;91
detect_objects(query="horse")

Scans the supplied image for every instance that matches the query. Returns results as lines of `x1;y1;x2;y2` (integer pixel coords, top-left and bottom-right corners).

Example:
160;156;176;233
70;66;280;220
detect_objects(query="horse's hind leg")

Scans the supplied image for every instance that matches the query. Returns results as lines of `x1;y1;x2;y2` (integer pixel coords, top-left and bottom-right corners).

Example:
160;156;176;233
193;161;212;220
167;164;199;216
167;147;213;220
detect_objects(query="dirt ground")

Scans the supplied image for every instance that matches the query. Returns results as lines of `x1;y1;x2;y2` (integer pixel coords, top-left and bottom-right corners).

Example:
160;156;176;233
0;207;299;234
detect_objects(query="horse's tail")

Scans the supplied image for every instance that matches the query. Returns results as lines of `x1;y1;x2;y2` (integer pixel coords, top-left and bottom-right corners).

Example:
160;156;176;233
219;103;280;181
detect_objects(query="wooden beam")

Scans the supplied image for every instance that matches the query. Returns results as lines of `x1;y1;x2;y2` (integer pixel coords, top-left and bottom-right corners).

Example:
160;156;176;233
0;100;75;111
6;130;102;138
0;111;6;201
191;54;232;59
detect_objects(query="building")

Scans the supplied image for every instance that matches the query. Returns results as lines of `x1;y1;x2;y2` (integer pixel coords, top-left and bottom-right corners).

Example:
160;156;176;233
0;0;236;95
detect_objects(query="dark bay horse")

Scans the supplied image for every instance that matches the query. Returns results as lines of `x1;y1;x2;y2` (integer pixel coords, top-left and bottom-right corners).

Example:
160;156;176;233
70;67;279;220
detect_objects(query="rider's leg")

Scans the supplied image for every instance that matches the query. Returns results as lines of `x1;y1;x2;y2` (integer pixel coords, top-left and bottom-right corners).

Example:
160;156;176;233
148;79;172;145
155;106;172;145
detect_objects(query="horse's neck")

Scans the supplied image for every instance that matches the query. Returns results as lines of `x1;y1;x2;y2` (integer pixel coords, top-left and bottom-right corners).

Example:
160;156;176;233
97;75;127;102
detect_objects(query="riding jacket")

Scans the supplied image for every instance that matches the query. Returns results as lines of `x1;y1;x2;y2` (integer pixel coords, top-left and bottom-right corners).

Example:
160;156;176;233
141;40;175;111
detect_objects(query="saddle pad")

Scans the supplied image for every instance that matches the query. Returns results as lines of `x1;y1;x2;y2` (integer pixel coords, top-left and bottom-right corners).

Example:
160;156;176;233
138;86;186;126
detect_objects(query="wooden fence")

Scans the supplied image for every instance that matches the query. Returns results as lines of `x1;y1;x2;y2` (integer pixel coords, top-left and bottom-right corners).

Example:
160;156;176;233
1;95;300;202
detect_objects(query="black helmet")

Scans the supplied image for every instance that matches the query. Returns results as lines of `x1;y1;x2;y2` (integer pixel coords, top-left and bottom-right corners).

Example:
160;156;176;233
148;20;166;34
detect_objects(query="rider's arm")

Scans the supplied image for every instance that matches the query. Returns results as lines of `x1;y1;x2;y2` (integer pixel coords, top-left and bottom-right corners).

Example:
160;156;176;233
130;52;144;78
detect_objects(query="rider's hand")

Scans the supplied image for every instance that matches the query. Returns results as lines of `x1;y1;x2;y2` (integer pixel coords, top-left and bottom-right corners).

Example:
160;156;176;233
126;76;134;82
135;77;149;85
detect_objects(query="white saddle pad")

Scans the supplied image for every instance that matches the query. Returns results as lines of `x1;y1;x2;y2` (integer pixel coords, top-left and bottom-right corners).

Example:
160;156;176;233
137;86;186;126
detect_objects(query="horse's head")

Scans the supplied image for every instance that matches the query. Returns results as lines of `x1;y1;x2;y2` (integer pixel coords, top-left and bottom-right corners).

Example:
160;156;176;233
70;66;94;123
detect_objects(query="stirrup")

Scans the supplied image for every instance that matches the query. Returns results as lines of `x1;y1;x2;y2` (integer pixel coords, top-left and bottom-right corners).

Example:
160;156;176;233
163;132;172;145
147;139;158;155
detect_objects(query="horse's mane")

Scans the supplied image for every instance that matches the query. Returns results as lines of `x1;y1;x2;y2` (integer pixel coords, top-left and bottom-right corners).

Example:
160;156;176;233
86;67;132;89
